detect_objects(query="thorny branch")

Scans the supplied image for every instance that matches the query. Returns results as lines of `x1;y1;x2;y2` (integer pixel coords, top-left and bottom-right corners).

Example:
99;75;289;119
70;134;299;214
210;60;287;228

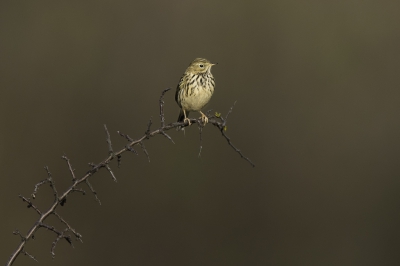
6;88;254;265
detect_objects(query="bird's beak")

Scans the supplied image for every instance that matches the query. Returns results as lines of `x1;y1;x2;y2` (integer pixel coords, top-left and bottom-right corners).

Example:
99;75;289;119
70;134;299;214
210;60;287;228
211;63;218;66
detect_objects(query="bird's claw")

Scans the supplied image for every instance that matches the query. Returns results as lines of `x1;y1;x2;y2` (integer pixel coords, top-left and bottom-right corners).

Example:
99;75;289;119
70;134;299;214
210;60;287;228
184;117;191;126
200;113;208;125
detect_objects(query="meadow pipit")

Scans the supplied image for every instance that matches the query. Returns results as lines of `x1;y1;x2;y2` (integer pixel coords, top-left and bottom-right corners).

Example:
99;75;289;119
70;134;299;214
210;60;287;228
175;58;216;130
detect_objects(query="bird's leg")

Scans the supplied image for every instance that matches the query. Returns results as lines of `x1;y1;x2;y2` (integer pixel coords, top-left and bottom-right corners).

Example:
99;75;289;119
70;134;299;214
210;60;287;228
199;111;208;125
183;109;191;126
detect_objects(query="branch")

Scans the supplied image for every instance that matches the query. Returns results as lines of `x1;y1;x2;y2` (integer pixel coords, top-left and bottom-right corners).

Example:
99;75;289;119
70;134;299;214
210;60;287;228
6;88;254;265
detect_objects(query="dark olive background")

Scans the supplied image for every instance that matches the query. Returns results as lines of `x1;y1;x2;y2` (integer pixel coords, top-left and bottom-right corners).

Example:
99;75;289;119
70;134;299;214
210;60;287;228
1;1;400;265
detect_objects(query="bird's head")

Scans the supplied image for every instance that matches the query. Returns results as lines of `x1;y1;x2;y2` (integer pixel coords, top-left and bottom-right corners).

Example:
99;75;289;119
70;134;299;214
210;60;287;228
186;58;217;74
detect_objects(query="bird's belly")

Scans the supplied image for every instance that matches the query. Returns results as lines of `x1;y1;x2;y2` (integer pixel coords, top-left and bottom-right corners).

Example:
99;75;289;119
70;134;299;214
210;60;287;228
181;88;213;111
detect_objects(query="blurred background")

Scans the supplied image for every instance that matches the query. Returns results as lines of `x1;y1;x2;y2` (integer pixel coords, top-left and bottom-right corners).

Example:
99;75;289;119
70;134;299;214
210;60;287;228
1;0;400;265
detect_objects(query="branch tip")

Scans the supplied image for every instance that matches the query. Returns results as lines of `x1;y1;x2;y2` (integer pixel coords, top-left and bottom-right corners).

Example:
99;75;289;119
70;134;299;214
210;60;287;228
105;164;117;182
104;124;114;155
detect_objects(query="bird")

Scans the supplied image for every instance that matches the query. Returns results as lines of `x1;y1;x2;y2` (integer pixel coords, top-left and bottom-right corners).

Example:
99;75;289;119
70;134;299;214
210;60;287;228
175;58;217;130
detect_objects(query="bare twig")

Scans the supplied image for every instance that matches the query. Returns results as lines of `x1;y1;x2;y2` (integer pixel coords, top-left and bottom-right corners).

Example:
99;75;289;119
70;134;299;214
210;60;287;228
71;188;86;195
86;178;101;205
126;145;139;155
104;124;114;156
219;129;255;167
118;131;134;142
139;141;150;162
39;223;62;236
21;249;38;263
224;101;236;124
19;195;41;215
211;103;255;167
44;166;58;202
159;88;171;127
53;212;83;241
105;164;117;182
31;178;49;199
47;227;73;259
12;230;24;240
145;118;152;139
198;123;203;157
62;155;76;181
160;130;175;144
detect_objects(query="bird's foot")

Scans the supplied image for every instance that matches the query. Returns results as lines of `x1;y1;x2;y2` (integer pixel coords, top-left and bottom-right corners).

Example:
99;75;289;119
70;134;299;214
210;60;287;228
183;117;191;126
200;112;208;125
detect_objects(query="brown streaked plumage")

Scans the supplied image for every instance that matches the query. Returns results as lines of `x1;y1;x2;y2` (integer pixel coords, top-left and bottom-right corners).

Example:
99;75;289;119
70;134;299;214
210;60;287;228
175;58;216;130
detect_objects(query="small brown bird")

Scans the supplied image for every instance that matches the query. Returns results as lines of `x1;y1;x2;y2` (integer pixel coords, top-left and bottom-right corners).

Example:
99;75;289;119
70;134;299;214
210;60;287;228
175;58;216;130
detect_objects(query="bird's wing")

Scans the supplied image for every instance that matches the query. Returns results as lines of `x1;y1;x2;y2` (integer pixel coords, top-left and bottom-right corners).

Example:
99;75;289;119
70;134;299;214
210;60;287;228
175;74;187;105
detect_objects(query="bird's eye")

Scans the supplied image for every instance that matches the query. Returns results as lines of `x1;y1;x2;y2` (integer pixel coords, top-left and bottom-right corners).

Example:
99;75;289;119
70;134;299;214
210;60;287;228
199;64;204;68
